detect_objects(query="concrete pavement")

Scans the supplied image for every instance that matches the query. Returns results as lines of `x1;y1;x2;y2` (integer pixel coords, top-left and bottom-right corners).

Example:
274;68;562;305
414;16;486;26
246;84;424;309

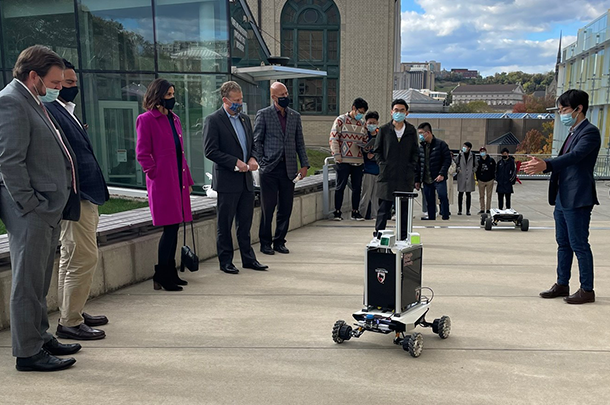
0;180;609;404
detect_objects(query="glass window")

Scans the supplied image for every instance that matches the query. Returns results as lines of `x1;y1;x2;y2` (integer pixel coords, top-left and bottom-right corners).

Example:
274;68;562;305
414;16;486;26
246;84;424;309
81;73;154;188
298;78;322;113
229;0;269;68
156;0;229;73
78;0;154;71
162;74;227;187
1;0;78;67
280;0;340;115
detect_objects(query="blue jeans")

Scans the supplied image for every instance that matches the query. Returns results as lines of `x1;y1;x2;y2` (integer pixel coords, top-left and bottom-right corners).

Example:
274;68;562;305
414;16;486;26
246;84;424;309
423;180;449;220
554;196;594;291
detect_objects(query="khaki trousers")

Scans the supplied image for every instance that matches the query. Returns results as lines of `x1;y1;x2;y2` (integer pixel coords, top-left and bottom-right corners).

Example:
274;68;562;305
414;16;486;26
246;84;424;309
478;180;495;212
358;173;379;219
58;200;100;327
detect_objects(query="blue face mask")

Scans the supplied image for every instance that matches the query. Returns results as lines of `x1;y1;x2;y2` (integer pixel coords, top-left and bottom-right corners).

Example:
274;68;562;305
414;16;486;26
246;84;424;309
367;124;378;132
37;77;60;103
355;112;364;121
480;152;487;157
418;133;425;142
462;146;468;153
392;112;406;122
229;102;243;113
560;111;577;127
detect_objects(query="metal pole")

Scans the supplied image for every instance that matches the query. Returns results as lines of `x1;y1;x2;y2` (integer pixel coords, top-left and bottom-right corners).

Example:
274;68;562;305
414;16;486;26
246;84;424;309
322;156;334;219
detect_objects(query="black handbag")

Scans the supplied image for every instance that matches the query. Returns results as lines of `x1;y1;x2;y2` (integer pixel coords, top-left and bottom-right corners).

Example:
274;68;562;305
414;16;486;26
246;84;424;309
180;221;199;272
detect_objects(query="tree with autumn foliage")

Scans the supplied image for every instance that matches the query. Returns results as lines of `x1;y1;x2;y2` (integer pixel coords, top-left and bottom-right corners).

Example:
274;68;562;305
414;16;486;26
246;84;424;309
516;121;554;155
513;95;556;113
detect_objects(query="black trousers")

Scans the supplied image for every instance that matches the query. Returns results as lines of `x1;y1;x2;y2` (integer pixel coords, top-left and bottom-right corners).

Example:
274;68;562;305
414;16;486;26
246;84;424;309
158;224;180;266
259;160;295;248
335;163;363;211
375;198;409;240
498;193;512;209
458;192;472;213
216;184;256;267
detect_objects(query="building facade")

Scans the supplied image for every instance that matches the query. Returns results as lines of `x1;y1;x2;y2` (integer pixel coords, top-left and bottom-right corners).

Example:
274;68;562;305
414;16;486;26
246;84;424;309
0;0;402;188
556;9;610;175
393;61;439;91
250;0;400;147
450;68;478;79
452;84;525;108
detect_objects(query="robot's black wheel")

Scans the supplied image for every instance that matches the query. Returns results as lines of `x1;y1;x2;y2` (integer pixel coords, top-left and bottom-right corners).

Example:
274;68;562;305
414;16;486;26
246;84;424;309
332;320;351;343
480;213;487;226
517;214;523;224
402;333;423;357
437;316;451;339
521;218;529;232
485;217;493;231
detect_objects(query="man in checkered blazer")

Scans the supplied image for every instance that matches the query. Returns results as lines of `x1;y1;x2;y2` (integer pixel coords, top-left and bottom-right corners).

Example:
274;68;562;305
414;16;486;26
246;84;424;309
253;82;309;256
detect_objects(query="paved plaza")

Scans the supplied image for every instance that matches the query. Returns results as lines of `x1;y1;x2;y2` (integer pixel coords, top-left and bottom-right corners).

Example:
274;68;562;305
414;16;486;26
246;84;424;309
1;181;609;404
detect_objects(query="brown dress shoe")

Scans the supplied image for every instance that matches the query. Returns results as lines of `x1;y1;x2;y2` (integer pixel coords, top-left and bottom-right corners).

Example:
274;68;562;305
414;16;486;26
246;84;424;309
539;283;570;298
564;288;595;304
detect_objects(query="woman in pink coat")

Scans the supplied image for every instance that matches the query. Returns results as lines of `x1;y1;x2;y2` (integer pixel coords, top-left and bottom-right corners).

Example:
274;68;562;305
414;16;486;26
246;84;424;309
136;78;194;291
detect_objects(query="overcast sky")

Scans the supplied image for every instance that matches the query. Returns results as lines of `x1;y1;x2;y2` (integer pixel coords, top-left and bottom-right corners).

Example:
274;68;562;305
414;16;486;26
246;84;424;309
400;0;609;77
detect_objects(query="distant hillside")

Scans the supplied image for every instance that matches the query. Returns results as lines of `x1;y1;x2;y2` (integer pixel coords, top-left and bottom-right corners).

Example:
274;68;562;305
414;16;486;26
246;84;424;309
436;71;554;94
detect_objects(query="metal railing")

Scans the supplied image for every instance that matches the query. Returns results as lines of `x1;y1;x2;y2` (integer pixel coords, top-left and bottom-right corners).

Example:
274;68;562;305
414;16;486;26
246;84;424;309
322;156;335;219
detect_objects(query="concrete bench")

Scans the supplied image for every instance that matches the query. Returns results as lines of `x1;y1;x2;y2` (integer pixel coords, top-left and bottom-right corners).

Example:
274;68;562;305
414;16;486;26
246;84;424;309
0;173;333;266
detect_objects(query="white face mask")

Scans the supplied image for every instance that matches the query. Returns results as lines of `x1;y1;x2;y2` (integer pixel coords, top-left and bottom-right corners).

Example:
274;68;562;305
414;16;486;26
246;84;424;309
36;77;60;103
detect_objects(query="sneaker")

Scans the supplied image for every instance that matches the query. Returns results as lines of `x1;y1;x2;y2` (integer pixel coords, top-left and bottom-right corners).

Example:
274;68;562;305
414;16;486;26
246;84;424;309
351;211;365;221
477;210;484;215
466;211;471;216
458;211;462;215
333;210;343;221
486;210;490;214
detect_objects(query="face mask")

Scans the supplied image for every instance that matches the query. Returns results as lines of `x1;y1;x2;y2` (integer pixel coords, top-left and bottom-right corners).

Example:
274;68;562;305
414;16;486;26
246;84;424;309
367;124;378;132
59;86;79;103
418;133;425;142
355;112;364;121
228;101;242;113
462;146;468;153
37;77;60;103
161;97;176;110
480;152;486;157
560;111;577;127
277;97;290;108
502;155;508;160
392;112;406;122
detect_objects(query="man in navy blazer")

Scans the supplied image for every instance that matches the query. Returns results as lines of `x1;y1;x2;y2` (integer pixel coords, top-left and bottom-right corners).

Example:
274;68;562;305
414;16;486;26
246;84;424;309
45;59;110;340
203;81;267;274
253;82;309;255
523;89;600;304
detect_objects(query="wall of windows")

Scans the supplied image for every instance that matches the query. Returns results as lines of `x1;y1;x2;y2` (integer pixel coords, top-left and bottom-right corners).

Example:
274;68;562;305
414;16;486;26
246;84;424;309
0;0;269;189
280;0;339;115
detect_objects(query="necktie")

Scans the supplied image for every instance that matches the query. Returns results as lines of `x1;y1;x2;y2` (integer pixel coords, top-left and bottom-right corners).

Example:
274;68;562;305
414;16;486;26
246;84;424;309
40;103;77;193
561;132;574;155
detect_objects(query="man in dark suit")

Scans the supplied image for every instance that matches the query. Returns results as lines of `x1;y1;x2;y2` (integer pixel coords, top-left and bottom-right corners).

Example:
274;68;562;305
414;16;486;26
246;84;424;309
523;89;601;305
45;59;110;340
253;82;309;255
203;81;267;274
0;45;81;371
374;98;419;240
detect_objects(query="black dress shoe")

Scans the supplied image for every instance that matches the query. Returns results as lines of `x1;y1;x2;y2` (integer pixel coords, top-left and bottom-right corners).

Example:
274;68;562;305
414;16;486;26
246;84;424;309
220;264;239;274
83;313;108;327
243;261;269;271
539;283;570;299
42;337;81;356
564;288;595;304
57;323;106;341
16;350;76;372
273;244;290;254
260;245;275;255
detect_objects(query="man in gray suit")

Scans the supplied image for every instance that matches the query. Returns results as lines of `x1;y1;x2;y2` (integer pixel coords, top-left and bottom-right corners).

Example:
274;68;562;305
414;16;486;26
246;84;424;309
253;82;309;255
0;45;81;371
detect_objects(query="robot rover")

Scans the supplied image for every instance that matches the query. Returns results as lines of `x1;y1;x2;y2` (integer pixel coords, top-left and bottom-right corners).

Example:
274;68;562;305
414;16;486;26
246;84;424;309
332;192;451;357
480;208;529;231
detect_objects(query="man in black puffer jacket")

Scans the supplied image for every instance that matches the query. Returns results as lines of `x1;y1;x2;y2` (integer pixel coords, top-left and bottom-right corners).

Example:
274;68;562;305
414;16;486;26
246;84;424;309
415;122;452;220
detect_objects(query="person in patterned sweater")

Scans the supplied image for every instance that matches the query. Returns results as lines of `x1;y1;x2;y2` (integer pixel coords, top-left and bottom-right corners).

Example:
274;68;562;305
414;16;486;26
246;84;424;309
329;97;368;221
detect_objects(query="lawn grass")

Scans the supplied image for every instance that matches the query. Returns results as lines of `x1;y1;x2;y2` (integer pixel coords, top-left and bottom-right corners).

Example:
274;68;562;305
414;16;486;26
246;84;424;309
0;197;149;235
305;148;331;176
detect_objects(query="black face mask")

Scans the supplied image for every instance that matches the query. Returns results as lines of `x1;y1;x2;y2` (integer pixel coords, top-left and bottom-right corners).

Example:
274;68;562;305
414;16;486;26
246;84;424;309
277;97;290;108
59;86;79;103
502;155;509;160
161;97;176;110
